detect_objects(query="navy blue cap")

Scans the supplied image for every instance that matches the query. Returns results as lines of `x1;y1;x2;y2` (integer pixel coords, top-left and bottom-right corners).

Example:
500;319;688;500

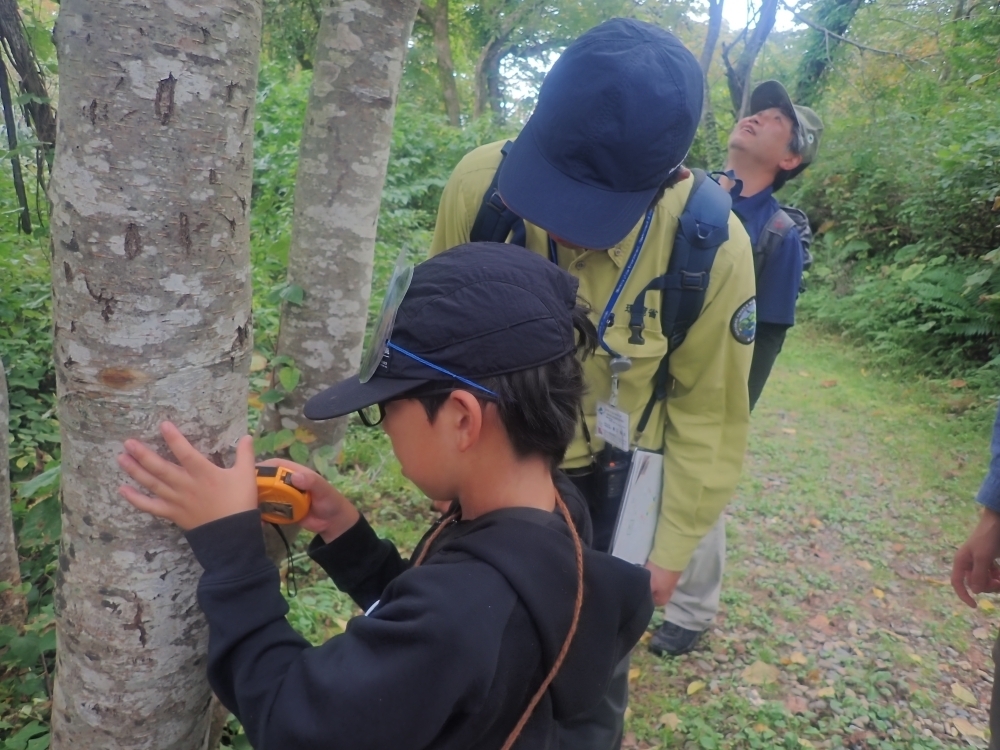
497;19;704;250
304;243;580;421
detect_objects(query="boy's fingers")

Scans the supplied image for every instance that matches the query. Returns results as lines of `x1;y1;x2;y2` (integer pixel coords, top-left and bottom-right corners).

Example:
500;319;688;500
118;440;187;495
160;421;210;472
119;485;175;522
233;435;256;472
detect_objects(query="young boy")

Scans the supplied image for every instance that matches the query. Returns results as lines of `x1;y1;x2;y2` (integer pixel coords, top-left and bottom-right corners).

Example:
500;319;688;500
117;242;654;750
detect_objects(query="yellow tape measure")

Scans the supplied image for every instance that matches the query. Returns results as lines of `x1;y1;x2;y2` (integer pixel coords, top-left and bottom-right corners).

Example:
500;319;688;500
256;466;311;525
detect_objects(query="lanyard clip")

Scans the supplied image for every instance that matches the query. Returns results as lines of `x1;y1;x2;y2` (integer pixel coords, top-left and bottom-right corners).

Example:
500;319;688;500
609;357;631;407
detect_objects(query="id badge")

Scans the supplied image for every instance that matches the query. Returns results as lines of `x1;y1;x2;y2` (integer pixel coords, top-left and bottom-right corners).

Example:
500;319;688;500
595;402;630;452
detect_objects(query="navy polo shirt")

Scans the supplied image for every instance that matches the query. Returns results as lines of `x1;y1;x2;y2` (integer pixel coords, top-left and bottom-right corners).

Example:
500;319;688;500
978;404;1000;514
733;187;803;327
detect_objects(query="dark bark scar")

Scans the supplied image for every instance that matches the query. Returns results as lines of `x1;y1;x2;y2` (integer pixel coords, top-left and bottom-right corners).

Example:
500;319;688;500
179;212;193;253
125;223;143;259
154;73;176;125
122;602;148;647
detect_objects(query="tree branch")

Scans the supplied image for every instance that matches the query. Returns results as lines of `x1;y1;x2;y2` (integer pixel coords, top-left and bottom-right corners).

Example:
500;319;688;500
782;1;916;59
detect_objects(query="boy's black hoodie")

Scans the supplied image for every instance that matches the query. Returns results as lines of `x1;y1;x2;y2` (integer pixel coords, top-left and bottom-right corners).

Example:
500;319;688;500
185;477;653;750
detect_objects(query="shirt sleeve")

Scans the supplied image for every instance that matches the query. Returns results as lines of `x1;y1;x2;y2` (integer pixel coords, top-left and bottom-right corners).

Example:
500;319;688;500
648;215;755;572
185;511;514;750
976;403;1000;513
755;227;803;327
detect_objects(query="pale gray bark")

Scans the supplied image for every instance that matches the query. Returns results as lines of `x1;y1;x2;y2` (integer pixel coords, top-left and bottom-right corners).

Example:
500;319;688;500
48;1;261;748
0;360;26;627
723;0;780;117
265;0;420;449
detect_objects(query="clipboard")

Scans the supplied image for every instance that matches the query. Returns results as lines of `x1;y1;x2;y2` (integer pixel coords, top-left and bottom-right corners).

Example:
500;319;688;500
608;449;663;565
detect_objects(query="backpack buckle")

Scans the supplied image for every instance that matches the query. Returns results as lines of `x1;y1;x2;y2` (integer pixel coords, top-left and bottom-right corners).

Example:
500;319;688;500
680;271;707;290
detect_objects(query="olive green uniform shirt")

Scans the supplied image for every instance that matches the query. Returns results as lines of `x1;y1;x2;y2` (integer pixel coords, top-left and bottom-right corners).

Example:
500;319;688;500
430;140;755;571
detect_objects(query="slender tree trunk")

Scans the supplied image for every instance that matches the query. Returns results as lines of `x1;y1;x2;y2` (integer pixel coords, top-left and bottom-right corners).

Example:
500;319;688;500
793;0;864;107
723;0;779;117
418;0;460;126
0;361;26;628
0;0;57;156
264;0;419;451
699;0;726;168
48;1;261;748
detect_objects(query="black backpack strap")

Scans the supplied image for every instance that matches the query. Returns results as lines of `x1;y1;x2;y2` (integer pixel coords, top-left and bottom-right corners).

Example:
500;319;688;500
753;207;795;279
469;141;526;246
633;169;732;438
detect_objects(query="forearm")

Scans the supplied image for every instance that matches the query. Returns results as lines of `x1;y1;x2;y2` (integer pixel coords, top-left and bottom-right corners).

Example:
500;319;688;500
748;322;789;411
308;514;408;611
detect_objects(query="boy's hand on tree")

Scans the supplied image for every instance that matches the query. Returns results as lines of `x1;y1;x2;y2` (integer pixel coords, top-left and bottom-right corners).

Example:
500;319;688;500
256;458;359;543
117;421;257;530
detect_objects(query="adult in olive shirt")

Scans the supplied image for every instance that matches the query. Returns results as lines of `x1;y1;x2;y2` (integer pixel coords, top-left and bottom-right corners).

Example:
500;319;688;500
430;18;755;750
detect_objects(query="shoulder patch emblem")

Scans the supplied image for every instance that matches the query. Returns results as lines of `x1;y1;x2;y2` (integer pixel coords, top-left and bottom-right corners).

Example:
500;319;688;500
730;297;756;345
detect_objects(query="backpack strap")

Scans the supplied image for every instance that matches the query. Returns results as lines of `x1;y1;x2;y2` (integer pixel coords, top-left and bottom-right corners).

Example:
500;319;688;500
753;208;795;279
469;141;526;247
633;169;732;438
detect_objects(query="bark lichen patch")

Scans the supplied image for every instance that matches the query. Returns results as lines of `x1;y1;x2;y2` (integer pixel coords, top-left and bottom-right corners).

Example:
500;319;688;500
154;72;177;124
124;223;143;259
98;367;152;390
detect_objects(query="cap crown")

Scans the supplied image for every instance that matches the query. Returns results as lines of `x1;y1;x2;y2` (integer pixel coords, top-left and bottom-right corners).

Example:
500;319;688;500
530;18;703;192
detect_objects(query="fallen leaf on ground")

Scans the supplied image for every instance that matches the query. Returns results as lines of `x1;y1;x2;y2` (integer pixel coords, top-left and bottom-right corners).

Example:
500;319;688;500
789;652;808;665
817;686;836;698
953;718;985;739
907;652;922;663
742;660;780;685
250;352;268;372
807;614;831;631
622;730;637;748
892;543;905;553
639;631;652;643
807;518;823;529
973;627;990;640
952;683;977;705
798;371;811;377
872;588;885;599
857;560;873;571
658;713;681;731
782;428;797;435
820;380;837;388
799;740;815;748
687;680;706;695
753;723;769;733
979;598;996;612
784;695;809;714
628;668;641;682
248;395;264;410
949;378;967;389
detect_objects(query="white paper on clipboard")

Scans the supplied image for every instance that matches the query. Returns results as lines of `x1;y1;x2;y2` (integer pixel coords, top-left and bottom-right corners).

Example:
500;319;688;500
609;449;664;565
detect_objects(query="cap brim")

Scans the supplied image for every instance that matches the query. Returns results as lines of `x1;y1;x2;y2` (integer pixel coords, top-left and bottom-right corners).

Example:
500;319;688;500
497;123;658;250
750;80;798;127
303;375;431;421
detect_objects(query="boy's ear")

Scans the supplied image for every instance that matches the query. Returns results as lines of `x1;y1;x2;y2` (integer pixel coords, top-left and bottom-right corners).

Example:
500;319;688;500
446;390;485;452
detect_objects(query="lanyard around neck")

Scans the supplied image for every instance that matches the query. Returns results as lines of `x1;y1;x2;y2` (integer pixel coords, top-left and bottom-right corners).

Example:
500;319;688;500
548;208;655;359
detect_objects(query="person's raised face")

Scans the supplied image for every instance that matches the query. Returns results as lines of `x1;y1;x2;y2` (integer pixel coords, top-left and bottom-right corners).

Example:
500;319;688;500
728;107;803;175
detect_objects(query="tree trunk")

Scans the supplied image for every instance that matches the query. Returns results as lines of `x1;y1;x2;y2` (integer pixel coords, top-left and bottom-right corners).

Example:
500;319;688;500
48;1;261;748
723;0;779;117
264;0;419;452
698;0;726;168
0;360;26;628
793;0;864;107
418;0;460;126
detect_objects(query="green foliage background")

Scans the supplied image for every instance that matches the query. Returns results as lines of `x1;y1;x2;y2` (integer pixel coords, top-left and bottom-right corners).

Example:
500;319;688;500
0;0;999;746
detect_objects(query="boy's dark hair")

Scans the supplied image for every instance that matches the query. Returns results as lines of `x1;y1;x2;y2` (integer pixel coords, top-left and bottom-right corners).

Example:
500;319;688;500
417;303;598;467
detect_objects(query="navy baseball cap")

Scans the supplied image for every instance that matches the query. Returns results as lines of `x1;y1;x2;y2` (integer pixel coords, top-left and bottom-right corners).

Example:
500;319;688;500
303;243;581;421
497;19;704;250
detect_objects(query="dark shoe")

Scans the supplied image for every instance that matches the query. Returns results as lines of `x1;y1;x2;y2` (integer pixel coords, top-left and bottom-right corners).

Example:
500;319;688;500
648;622;704;656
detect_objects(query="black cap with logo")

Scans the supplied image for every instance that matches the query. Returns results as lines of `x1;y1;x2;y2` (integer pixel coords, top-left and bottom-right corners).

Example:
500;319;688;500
304;243;580;421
